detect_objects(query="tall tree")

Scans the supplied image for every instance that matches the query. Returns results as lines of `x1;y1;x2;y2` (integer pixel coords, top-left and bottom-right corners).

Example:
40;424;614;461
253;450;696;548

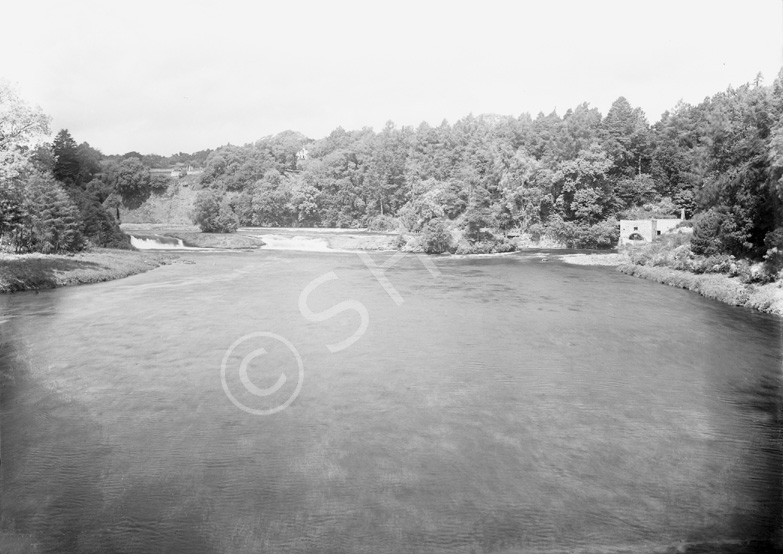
602;97;651;178
52;129;81;186
0;79;51;182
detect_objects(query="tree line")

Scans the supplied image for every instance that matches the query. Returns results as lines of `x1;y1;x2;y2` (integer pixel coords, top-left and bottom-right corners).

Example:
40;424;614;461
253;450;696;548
2;71;782;262
0;79;199;253
190;72;782;259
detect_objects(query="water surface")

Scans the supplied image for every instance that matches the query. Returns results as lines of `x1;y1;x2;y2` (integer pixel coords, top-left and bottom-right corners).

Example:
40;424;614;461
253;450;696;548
1;250;780;553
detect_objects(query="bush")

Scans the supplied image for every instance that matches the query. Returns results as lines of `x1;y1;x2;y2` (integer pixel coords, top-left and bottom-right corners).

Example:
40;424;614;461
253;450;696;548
67;187;131;249
526;223;545;242
192;190;239;233
420;218;454;254
625;231;779;284
546;218;619;249
462;208;497;242
690;208;750;257
367;214;399;232
763;227;783;278
22;173;85;253
150;175;170;194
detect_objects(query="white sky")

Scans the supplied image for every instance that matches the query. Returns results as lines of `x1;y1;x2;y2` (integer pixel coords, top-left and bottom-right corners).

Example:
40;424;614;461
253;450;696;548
2;0;781;156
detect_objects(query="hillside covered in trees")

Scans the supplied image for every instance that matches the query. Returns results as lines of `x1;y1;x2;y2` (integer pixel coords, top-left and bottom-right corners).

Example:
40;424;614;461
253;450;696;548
186;71;783;264
0;79;212;254
2;71;782;275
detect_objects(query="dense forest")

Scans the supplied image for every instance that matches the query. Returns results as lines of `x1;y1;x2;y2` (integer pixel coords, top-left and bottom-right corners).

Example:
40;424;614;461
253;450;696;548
1;71;782;269
188;71;783;262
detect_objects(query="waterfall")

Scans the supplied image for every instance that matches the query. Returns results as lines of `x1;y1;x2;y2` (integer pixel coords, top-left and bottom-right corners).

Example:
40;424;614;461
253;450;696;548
250;234;333;252
130;235;190;250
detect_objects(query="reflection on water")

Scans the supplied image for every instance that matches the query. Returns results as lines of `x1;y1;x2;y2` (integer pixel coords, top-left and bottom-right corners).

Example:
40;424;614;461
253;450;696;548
0;250;781;553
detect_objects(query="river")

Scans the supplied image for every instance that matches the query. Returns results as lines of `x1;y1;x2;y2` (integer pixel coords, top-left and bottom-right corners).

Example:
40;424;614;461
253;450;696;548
1;246;781;553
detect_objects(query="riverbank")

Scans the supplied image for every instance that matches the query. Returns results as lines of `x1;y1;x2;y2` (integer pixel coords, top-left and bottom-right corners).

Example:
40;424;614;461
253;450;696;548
560;251;783;316
617;263;783;316
0;249;177;293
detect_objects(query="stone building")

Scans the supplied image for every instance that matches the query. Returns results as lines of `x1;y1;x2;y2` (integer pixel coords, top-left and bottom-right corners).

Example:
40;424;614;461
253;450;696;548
619;211;690;246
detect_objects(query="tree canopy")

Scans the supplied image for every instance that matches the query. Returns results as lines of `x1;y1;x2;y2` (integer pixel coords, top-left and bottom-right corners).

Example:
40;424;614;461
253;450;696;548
4;70;782;259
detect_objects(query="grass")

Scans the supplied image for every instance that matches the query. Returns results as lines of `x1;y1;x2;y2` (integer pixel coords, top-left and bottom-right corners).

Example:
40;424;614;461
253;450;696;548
558;236;783;316
0;248;177;293
617;263;783;316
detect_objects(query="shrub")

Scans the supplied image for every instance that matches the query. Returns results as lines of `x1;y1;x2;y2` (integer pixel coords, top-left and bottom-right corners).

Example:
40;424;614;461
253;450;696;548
150;174;170;194
67;187;131;249
192;190;239;233
690;209;724;256
763;227;783;278
23;173;85;253
367;214;399;232
546;218;618;249
690;208;750;257
526;223;545;242
462;208;497;242
420;218;454;254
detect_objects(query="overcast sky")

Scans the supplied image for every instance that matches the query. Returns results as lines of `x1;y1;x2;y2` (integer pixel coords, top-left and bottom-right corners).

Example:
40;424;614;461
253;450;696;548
2;0;781;156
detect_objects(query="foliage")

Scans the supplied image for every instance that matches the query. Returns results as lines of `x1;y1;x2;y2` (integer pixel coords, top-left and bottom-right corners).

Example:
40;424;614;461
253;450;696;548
366;214;399;232
67;187;131;249
420;218;454;254
617;263;783;315
150;174;170;194
52;129;81;185
6;71;783;266
192;190;239;233
619;197;678;220
8;173;85;253
763;227;783;277
0;79;51;182
1;89;134;251
626;232;776;283
107;156;152;202
547;217;619;249
689;208;749;257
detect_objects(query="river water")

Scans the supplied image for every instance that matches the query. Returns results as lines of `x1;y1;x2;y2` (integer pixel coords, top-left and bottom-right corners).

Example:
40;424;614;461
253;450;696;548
0;247;781;553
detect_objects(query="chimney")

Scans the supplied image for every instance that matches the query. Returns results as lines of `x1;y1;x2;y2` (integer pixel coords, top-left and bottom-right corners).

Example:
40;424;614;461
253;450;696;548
680;208;685;220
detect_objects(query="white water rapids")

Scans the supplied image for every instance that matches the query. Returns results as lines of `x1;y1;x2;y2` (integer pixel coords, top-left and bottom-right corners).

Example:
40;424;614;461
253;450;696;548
130;235;196;250
247;234;333;252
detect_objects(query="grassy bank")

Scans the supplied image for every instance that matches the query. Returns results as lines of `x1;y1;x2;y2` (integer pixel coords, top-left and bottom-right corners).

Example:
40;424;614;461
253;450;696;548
617;263;783;316
561;248;783;316
0;249;177;293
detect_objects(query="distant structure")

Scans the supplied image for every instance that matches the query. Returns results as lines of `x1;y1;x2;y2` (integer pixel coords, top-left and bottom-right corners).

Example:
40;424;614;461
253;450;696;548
296;147;309;161
151;165;203;178
619;209;690;246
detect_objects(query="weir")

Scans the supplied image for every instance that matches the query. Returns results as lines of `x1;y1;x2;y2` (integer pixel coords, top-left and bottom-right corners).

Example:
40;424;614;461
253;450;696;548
130;235;192;250
248;234;333;252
